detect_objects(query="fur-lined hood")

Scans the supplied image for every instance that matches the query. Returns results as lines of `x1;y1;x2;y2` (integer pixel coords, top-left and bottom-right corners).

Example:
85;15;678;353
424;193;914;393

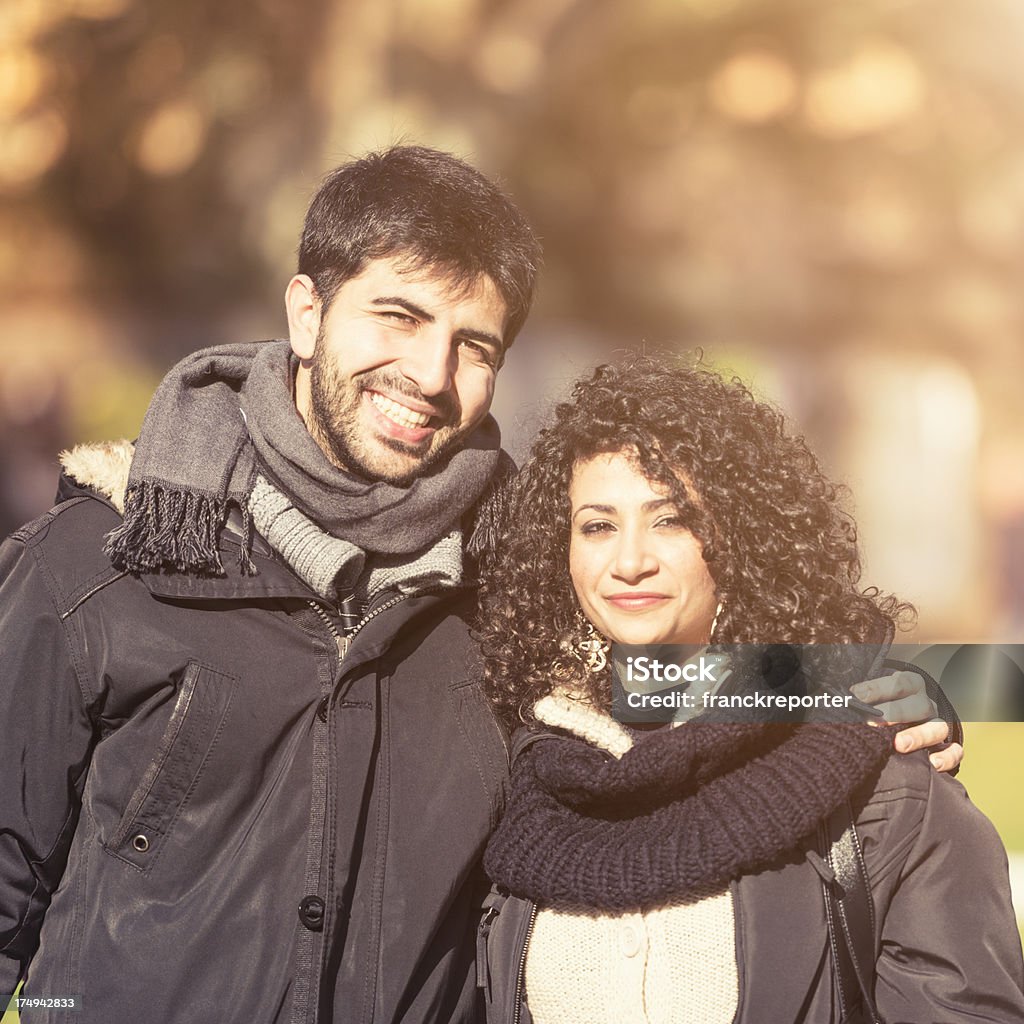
59;440;134;514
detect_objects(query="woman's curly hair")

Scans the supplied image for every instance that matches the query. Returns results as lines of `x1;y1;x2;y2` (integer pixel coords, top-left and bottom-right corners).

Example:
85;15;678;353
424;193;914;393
478;353;914;726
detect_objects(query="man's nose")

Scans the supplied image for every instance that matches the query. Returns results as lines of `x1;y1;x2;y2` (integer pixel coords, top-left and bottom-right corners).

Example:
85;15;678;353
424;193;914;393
611;529;658;582
399;329;458;398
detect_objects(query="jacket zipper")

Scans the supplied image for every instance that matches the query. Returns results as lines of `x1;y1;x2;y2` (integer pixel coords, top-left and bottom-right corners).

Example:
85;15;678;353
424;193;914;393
307;600;348;660
306;588;437;663
512;902;538;1024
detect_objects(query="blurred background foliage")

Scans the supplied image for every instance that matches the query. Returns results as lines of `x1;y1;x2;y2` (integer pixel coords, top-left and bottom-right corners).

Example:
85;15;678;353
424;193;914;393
0;0;1022;934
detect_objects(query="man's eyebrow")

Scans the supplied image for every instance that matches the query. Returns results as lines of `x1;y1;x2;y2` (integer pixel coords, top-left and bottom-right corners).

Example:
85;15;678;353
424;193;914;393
371;296;434;321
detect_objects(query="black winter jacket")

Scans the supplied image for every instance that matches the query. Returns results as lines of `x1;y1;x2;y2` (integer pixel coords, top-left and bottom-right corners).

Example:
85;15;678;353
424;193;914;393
0;480;509;1023
478;747;1024;1023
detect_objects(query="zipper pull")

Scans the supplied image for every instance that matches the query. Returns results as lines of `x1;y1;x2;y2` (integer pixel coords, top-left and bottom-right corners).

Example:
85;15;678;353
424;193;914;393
477;889;508;1002
337;634;351;660
477;906;498;1001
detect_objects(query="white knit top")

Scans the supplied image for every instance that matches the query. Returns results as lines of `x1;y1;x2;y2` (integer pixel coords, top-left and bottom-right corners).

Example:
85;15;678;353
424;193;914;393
523;693;739;1024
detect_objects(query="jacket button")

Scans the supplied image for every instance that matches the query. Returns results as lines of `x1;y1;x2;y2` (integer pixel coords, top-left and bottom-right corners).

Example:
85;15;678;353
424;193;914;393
298;895;325;931
316;697;329;722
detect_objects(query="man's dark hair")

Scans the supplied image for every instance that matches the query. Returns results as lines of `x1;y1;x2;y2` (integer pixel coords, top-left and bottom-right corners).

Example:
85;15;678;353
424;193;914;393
298;145;542;347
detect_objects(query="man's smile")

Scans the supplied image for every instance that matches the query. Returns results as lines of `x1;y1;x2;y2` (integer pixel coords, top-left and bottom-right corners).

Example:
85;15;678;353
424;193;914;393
367;390;435;429
364;390;441;446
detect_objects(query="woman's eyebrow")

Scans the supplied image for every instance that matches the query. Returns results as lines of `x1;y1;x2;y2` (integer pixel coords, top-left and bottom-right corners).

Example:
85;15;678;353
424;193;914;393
572;498;675;520
572;503;616;519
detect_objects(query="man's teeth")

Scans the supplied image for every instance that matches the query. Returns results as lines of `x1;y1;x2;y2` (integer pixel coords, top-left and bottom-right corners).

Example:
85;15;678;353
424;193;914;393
369;393;431;429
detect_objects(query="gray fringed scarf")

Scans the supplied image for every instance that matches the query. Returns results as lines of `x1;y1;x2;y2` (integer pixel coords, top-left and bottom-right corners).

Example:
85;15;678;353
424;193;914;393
104;340;503;576
247;473;464;602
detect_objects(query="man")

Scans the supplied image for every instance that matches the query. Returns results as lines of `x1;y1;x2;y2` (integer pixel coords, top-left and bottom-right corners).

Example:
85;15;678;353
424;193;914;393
0;146;539;1024
0;145;958;1024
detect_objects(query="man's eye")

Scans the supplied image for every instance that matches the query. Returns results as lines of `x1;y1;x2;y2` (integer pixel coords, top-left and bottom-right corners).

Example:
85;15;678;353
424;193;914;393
381;311;416;325
459;339;497;367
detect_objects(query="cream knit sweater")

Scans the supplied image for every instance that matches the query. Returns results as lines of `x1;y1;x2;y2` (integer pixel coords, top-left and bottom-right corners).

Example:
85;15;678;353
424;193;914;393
523;693;739;1024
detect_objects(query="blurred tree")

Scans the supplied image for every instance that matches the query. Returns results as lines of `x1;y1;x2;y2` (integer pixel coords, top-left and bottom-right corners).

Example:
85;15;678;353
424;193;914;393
2;0;1024;603
3;0;334;352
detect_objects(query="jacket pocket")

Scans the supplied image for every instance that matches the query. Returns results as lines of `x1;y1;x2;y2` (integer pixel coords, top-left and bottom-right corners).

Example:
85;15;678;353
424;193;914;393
449;679;509;832
104;660;237;871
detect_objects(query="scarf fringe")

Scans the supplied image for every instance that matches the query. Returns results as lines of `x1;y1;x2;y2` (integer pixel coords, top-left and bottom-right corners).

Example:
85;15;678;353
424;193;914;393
466;450;518;560
236;503;257;575
104;481;232;576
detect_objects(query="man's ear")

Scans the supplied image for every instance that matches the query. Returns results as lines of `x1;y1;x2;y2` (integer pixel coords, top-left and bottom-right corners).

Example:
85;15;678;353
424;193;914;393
285;274;321;360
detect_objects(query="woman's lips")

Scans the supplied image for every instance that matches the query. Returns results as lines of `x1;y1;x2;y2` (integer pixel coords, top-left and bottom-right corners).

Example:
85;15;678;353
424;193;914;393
604;592;670;610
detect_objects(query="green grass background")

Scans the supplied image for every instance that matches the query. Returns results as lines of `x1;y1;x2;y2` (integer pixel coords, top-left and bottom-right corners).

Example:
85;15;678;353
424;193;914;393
956;723;1024;938
958;724;1024;850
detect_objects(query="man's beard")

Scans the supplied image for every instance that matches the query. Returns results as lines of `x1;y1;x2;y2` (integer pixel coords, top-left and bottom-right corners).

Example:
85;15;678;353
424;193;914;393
307;345;467;486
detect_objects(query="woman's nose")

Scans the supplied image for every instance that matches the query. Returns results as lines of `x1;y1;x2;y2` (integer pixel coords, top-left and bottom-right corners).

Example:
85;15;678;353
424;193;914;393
611;529;658;582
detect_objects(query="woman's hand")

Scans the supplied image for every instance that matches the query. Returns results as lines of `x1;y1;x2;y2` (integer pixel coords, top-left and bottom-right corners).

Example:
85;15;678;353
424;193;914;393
849;671;964;773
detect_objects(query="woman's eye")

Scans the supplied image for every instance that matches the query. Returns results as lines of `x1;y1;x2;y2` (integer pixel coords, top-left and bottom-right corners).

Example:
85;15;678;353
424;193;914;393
579;520;614;536
655;515;685;530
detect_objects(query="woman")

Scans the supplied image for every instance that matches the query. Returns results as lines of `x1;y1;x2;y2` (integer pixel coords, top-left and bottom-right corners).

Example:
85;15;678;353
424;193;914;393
477;355;1024;1023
